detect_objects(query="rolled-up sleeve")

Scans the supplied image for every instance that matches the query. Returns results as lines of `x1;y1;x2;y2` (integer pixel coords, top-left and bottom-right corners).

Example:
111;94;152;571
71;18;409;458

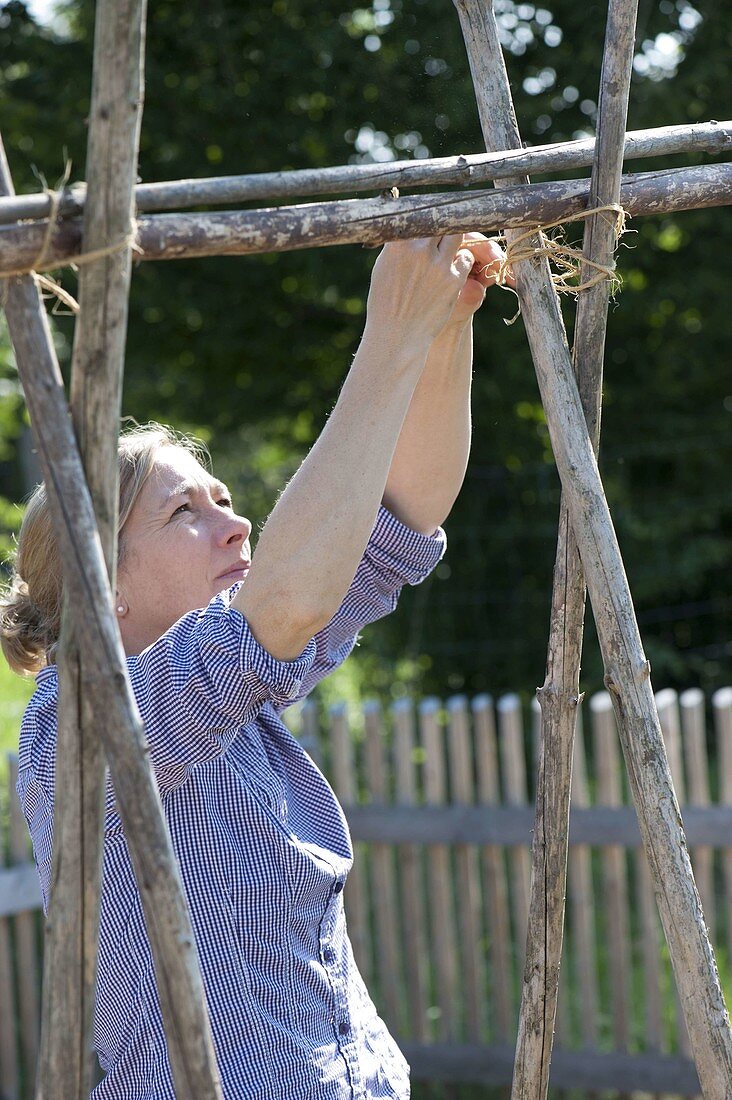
283;505;446;707
128;593;317;791
16;598;318;871
361;505;447;588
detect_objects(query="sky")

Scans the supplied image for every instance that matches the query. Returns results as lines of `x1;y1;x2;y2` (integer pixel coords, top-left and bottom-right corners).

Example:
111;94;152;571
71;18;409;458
24;0;56;25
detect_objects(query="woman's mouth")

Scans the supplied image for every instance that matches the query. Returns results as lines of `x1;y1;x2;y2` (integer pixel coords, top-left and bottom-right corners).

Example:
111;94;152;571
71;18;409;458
218;562;251;581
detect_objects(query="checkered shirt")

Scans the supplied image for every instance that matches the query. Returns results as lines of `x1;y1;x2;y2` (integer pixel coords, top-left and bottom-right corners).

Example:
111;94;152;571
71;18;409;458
17;506;446;1099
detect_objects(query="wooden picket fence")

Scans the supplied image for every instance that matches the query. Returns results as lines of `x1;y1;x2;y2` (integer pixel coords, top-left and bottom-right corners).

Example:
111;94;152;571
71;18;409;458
3;685;732;1097
0;754;41;1100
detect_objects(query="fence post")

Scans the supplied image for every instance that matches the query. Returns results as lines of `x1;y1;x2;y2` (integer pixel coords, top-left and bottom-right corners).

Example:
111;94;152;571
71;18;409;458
713;688;732;966
681;688;715;940
497;694;531;959
7;757;39;1092
392;698;430;1043
328;702;372;985
0;757;20;1099
363;701;402;1032
420;697;459;1042
566;703;600;1054
656;689;692;1060
473;694;513;1043
446;695;486;1042
590;693;631;1064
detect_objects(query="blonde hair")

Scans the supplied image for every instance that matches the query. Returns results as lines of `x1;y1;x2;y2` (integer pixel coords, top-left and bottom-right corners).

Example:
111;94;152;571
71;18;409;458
0;423;208;676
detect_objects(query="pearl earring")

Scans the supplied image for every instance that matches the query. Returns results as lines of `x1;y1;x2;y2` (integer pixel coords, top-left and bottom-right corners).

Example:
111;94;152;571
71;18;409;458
117;605;124;614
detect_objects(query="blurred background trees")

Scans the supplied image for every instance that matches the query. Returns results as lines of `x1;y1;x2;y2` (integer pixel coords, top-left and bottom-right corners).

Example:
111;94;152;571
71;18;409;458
1;0;730;701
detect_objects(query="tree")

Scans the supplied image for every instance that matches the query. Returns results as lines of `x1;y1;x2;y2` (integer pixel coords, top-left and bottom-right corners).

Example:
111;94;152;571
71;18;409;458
1;0;730;698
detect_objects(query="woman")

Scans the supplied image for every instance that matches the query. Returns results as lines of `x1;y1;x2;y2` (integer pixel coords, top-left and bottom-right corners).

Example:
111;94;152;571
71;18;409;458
1;233;505;1098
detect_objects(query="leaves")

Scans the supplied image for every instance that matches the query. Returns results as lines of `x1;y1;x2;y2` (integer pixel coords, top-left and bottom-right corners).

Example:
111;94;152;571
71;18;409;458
1;0;730;696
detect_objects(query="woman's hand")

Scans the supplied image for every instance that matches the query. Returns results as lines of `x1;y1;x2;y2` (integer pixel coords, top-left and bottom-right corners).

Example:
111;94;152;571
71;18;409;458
364;234;476;349
235;232;505;659
380;232;510;534
440;233;511;332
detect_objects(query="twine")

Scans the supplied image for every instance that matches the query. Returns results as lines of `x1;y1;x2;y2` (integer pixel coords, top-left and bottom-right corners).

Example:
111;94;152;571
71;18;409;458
2;178;141;314
488;202;629;325
32;184;63;274
36;274;80;316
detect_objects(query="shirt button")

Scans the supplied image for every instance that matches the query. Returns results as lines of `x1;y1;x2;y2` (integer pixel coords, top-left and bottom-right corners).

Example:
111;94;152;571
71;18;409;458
333;880;344;894
323;947;335;964
338;1021;350;1036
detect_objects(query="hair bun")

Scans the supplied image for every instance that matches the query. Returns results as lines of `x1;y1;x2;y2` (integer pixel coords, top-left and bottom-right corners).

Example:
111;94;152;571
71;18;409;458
0;574;55;675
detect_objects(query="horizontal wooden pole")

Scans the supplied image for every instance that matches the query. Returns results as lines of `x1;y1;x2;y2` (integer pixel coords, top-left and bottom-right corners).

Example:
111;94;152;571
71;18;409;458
343;803;732;845
6;801;732;916
0;863;42;917
0;120;729;224
403;1043;701;1093
8;803;732;917
0;162;729;276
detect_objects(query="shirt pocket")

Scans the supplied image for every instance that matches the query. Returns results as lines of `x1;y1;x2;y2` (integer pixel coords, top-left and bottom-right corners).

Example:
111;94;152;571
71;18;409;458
228;726;289;823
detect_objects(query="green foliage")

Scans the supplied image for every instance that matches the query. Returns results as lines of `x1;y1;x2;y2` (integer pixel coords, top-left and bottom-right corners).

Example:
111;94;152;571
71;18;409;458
0;0;730;700
0;493;23;559
0;654;33;756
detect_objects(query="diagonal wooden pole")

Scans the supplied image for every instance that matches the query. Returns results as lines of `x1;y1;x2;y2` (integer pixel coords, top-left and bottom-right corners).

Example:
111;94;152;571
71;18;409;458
0;2;224;1088
453;1;732;1094
1;140;223;1100
511;0;639;1095
37;0;149;1093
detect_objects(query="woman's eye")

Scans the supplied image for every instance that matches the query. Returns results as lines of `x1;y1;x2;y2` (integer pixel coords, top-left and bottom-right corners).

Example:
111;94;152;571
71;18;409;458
217;497;233;509
172;503;191;517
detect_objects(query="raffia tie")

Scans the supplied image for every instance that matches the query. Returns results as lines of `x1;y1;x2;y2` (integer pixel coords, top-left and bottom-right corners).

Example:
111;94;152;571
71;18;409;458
489;203;629;323
2;183;140;315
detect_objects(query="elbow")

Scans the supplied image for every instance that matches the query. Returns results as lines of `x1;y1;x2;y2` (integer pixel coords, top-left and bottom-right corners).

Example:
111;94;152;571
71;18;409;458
232;581;331;662
278;589;335;647
381;490;450;536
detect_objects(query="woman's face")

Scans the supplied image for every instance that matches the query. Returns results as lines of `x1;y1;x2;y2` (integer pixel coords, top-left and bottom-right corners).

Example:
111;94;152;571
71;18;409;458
116;446;252;655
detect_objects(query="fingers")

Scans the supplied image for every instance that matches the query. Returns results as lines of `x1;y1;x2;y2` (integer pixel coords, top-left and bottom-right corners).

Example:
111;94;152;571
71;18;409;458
464;236;511;288
386;233;514;289
453;248;475;277
436;232;467;256
437;232;503;272
437;231;489;252
435;232;513;291
439;233;493;288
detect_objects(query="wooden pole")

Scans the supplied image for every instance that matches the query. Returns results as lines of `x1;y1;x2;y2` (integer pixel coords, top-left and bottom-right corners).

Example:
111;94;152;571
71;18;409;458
37;0;148;1092
511;0;639;1094
0;161;728;275
453;0;732;1095
0;119;727;223
0;156;224;1100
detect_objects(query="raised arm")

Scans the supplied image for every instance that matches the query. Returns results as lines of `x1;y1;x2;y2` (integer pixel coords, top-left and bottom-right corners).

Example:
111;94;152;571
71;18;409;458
234;235;476;661
383;234;507;535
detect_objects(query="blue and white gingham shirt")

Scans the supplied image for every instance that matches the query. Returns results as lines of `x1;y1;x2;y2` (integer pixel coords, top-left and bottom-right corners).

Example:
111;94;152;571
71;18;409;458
17;506;446;1099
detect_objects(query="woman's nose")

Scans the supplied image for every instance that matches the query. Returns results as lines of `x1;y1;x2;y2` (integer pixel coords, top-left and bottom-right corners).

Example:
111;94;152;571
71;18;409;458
233;513;252;543
220;512;252;545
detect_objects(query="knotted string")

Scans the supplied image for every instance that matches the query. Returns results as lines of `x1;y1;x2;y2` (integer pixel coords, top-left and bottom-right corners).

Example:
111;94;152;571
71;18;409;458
488;202;629;324
2;171;141;314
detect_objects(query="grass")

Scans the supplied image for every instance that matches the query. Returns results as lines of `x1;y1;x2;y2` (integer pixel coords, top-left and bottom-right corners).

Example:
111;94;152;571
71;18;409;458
0;657;33;755
0;659;33;829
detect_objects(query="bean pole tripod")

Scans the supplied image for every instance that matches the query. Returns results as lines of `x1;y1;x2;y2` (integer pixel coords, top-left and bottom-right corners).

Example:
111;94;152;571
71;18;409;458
1;0;731;1096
